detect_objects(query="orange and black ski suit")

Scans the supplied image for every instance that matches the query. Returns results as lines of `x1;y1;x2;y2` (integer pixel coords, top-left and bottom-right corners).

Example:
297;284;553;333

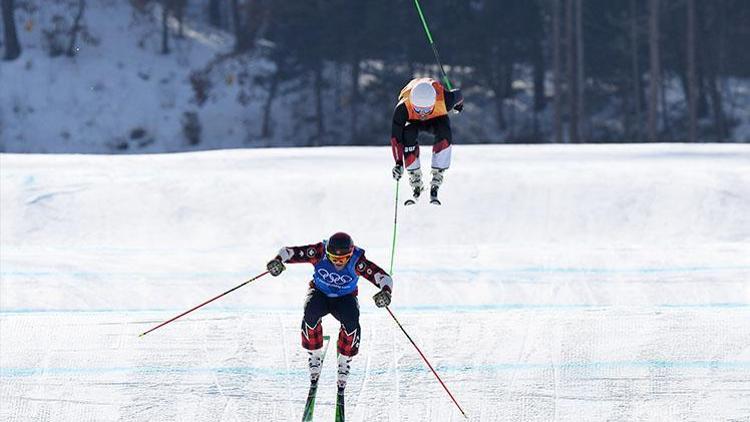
390;78;463;171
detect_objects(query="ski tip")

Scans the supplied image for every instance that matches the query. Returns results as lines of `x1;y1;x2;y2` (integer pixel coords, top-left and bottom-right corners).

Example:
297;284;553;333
404;200;416;206
430;199;441;205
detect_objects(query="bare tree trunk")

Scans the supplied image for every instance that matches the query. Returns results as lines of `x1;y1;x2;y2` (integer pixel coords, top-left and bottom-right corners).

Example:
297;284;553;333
254;0;271;41
575;0;585;141
161;0;170;54
552;0;563;142
208;0;222;27
630;0;642;140
532;2;545;140
261;71;279;139
66;0;86;57
686;0;697;142
313;62;325;145
707;0;727;141
566;0;579;142
707;73;726;142
350;54;361;145
532;43;545;139
660;69;671;139
647;0;660;142
231;0;246;52
2;0;21;60
176;0;184;38
490;60;511;131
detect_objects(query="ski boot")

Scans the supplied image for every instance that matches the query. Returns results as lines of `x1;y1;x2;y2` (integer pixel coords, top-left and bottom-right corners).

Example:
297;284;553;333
335;354;351;421
308;349;323;384
302;348;325;421
430;168;444;205
404;169;424;206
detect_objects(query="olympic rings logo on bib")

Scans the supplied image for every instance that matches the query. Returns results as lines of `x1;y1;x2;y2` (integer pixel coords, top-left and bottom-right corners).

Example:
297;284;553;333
316;268;353;286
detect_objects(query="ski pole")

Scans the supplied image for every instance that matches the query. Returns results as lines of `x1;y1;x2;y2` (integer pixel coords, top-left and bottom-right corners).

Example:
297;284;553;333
388;181;400;274
412;0;454;90
385;306;468;419
138;271;270;337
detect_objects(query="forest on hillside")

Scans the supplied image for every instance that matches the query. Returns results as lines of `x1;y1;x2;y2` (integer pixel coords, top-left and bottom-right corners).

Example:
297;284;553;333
3;0;749;145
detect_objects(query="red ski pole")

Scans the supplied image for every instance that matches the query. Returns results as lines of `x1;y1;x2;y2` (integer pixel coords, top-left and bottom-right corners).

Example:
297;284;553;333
385;306;468;419
138;271;270;337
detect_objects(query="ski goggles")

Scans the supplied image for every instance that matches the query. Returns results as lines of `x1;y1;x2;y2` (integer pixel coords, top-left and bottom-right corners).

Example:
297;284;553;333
413;105;433;117
326;251;353;266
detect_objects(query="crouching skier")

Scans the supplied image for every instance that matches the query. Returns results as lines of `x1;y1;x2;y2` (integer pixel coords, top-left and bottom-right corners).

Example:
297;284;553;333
266;232;393;421
390;77;464;205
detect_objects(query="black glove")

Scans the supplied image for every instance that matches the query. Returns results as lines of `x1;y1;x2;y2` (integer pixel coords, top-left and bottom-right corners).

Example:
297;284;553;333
267;258;286;277
450;88;464;113
373;287;391;308
392;164;404;181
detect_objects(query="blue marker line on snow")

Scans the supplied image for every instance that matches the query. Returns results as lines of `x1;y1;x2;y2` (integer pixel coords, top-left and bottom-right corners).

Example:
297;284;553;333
1;302;749;315
2;360;749;378
2;265;749;280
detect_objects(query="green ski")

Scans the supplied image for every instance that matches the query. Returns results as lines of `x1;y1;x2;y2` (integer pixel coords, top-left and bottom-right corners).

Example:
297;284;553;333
302;335;330;421
334;387;345;422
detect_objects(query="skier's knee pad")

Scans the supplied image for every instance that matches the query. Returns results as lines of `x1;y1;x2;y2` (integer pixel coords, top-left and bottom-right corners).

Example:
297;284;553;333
336;325;360;357
301;320;323;351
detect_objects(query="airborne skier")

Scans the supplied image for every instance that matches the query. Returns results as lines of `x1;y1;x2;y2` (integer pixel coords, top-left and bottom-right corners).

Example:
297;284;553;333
266;232;393;420
390;77;464;205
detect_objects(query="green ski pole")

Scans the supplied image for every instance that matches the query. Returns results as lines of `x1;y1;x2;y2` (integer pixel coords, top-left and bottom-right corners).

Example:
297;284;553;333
389;181;400;274
413;0;454;90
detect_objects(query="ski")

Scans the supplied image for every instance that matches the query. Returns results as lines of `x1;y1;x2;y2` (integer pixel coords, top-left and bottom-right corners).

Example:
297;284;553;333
301;335;331;422
334;387;345;422
301;382;319;421
404;185;423;206
430;198;441;205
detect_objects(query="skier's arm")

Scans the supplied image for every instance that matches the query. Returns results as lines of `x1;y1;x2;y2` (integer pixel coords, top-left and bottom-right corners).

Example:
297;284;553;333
353;254;393;292
355;254;393;308
390;103;409;166
276;243;325;264
267;243;324;276
445;88;464;112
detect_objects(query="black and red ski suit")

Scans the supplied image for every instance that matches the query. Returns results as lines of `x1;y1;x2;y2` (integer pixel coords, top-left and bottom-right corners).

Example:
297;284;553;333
274;242;393;357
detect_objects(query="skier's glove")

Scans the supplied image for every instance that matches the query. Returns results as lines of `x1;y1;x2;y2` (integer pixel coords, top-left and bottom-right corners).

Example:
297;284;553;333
267;258;286;277
373;287;391;308
450;88;464;113
392;164;404;181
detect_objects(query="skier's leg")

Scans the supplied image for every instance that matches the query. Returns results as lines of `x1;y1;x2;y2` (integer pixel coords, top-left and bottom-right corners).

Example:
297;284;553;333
403;123;421;172
302;285;329;383
331;294;360;389
430;117;452;202
403;124;424;198
430;116;452;173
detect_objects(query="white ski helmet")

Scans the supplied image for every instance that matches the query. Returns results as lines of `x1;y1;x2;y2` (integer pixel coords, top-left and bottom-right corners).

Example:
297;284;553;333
410;81;437;116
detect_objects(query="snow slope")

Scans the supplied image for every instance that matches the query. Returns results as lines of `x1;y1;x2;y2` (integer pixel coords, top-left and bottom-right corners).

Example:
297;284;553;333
1;144;750;421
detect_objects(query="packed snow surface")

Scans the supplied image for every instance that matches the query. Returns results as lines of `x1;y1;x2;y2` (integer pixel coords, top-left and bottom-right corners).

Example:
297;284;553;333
1;144;749;421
